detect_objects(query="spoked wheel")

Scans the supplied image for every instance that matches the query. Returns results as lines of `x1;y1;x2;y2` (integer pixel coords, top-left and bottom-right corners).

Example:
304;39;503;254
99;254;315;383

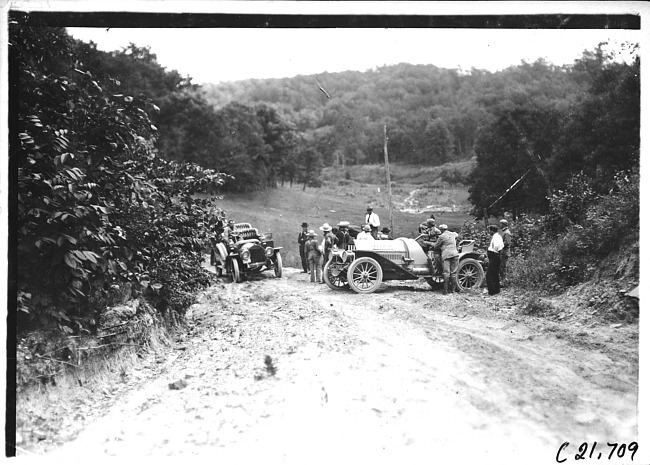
230;258;242;283
323;258;349;290
458;258;485;290
425;276;444;290
274;253;283;278
347;257;383;294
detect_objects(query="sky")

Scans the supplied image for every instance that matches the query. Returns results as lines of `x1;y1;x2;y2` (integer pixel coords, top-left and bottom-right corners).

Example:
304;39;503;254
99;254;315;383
66;27;641;85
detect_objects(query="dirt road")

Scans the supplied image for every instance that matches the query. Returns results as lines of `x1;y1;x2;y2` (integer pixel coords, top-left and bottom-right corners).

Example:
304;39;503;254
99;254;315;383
31;266;639;464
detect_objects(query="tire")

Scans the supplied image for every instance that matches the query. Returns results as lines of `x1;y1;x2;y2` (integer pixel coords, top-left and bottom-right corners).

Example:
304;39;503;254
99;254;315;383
214;243;228;277
457;258;484;290
347;257;383;294
425;276;444;290
230;258;242;283
274;253;283;278
323;258;349;290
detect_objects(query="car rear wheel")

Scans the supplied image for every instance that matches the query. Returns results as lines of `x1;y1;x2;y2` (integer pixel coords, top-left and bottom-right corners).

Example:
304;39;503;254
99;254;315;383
274;253;283;278
347;257;383;294
230;259;242;283
323;258;349;290
425;276;444;290
458;258;484;290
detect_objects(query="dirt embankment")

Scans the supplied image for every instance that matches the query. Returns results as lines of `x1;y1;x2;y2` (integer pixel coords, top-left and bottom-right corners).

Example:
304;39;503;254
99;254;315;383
16;265;641;464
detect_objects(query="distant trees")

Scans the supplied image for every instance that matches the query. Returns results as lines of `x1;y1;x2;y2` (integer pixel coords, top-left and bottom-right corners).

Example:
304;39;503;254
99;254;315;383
57;30;641;217
468;49;640;216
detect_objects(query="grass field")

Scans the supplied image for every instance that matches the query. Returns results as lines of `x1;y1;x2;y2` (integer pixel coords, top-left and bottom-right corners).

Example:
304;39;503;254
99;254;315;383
197;162;477;268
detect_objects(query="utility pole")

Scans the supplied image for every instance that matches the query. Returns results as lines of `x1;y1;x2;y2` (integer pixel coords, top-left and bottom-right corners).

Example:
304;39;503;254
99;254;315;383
383;125;394;235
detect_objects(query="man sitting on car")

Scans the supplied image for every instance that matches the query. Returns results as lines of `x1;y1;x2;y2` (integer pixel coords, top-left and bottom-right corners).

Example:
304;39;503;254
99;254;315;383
417;225;442;276
356;224;375;241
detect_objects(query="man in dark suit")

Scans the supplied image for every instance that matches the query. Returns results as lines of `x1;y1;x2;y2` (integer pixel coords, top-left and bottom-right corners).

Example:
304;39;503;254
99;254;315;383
298;222;310;273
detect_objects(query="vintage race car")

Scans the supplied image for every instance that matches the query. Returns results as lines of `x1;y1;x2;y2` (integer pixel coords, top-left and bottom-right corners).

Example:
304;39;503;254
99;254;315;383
324;235;486;294
211;222;282;282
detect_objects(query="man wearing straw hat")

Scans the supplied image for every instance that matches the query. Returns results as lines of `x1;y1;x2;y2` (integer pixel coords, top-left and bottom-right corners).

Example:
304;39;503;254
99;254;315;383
356;224;375;240
319;223;336;269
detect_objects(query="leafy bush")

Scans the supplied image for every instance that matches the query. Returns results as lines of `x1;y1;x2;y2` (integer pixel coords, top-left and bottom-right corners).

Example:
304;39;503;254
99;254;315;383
507;169;639;292
12;25;226;335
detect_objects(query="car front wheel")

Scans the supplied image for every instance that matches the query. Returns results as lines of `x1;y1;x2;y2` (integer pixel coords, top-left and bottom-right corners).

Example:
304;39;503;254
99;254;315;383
347;257;383;294
458;258;484;290
323;258;349;290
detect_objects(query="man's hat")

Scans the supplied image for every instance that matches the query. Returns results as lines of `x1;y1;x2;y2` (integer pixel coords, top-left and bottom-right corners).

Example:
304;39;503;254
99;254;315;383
337;220;350;228
307;230;316;237
362;224;371;232
366;205;373;211
500;219;509;226
228;219;234;224
438;224;448;231
319;223;332;232
489;224;499;232
301;222;309;228
426;218;436;225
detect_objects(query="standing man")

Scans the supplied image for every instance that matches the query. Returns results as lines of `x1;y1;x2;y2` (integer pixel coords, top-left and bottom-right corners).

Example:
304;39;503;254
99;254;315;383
335;221;352;249
365;206;380;239
319;223;336;268
304;230;323;283
433;224;461;294
298;222;310;273
498;219;512;287
486;224;504;296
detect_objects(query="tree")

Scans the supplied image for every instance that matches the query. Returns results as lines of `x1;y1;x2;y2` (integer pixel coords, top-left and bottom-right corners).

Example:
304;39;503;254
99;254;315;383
11;23;226;333
423;118;455;165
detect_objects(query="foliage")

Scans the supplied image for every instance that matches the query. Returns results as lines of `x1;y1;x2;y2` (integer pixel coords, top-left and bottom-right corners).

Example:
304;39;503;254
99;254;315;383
507;169;639;291
11;24;227;334
467;48;639;216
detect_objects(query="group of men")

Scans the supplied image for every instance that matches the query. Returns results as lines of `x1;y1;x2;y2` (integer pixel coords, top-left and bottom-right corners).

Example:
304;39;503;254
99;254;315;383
297;207;512;294
297;206;392;284
416;215;463;295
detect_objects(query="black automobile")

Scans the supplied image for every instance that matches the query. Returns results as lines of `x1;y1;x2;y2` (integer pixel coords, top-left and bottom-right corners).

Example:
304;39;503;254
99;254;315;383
212;222;282;282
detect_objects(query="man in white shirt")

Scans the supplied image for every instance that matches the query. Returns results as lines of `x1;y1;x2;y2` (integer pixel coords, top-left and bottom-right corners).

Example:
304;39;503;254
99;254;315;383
365;206;380;239
486;224;504;295
356;224;375;240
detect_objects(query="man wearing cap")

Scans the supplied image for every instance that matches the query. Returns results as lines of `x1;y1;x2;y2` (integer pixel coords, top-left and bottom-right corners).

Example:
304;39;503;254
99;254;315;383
379;227;393;240
498;219;512;287
356;224;375;240
365;206;380;239
319;223;336;269
304;230;323;283
487;224;504;295
298;222;310;273
433;224;461;294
